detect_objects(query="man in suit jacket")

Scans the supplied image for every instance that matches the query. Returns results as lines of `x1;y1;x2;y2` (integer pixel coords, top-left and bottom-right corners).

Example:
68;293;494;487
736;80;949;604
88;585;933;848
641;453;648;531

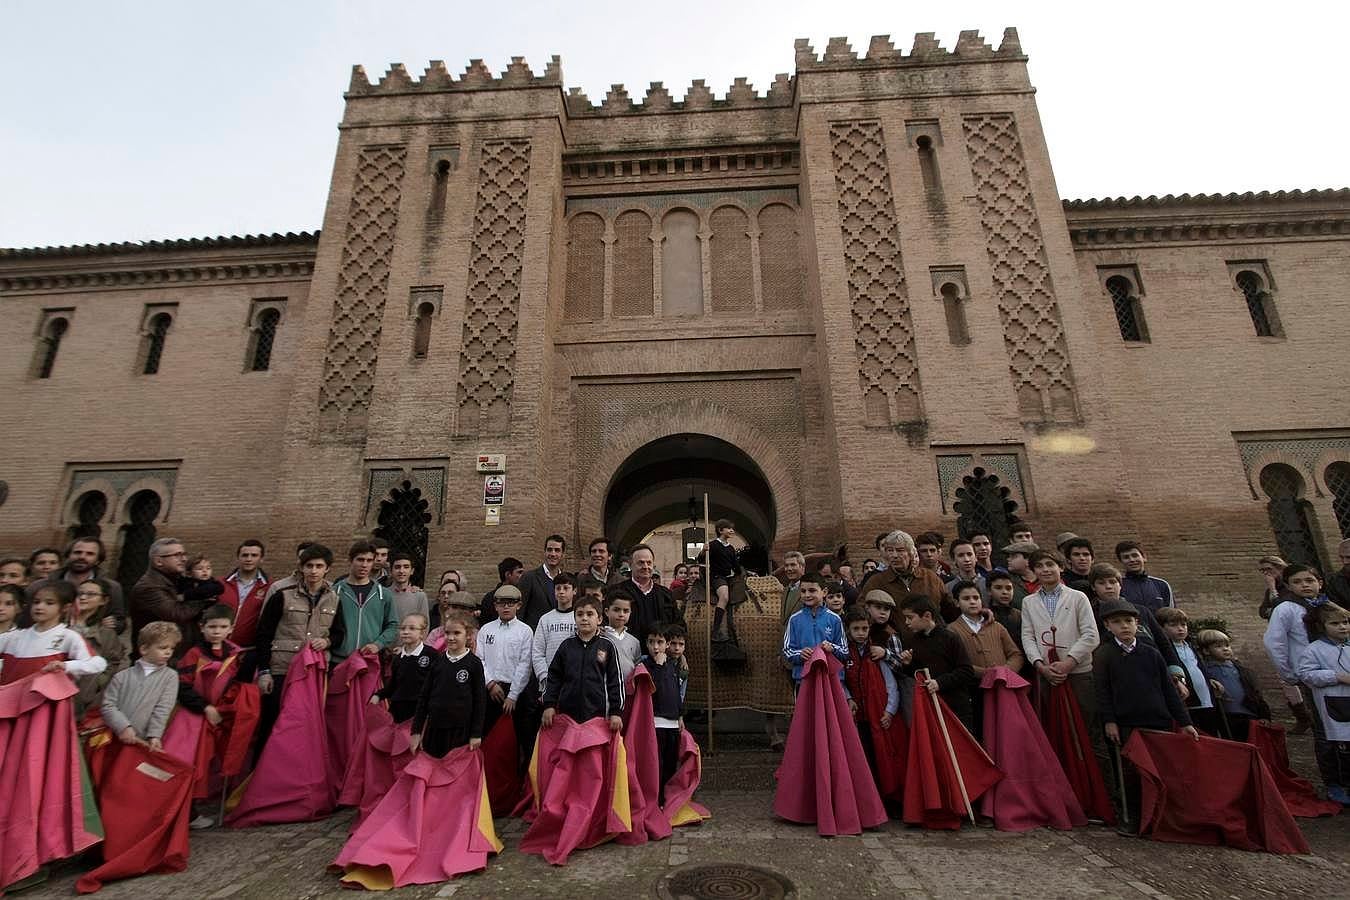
518;535;566;630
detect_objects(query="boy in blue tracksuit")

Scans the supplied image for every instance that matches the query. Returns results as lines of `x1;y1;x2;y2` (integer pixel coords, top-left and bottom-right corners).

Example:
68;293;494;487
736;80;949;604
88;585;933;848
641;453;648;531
781;572;850;691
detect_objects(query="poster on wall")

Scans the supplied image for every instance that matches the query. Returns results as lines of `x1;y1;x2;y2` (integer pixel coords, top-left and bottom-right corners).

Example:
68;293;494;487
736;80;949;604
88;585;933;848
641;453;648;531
483;474;505;506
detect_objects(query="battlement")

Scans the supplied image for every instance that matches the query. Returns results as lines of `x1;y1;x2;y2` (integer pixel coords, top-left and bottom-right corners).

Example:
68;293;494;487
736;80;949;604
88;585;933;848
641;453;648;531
564;73;795;117
794;28;1025;68
345;55;563;97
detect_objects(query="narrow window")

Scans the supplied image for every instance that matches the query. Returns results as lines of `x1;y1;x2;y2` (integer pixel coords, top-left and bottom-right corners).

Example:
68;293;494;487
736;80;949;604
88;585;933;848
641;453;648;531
250;308;281;371
1105;276;1149;342
1260;464;1322;568
661;209;704;317
114;489;162;592
141;312;172;375
1236;270;1282;337
1326;461;1350;538
940;282;970;345
412;302;434;358
917;135;943;200
430;158;450;214
37;317;68;378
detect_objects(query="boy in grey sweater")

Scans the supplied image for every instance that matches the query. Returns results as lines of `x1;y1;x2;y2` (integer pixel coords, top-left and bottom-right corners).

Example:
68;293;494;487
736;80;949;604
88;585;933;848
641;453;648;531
532;572;578;695
102;620;182;750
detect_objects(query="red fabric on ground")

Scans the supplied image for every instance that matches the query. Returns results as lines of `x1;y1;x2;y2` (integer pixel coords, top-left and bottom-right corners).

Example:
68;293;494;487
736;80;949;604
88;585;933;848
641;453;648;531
903;672;1003;830
1247;720;1341;818
75;743;194;893
1123;730;1309;854
662;729;710;827
520;714;631;865
1042;678;1115;824
332;746;500;888
618;664;673;844
481;711;523;817
324;650;380;796
772;647;887;835
979;667;1085;831
226;646;335;827
0;672;103;890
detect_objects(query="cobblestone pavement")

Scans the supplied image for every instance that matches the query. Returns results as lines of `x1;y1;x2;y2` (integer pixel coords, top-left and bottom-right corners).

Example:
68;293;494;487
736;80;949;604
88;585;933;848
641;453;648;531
22;786;1347;900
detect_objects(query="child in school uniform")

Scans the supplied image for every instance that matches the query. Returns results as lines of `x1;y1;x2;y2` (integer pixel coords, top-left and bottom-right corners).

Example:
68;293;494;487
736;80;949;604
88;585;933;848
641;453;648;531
899;595;977;732
1155;607;1218;735
602;591;643;686
411;612;486;757
372;613;434;724
665;623;689;706
1196;628;1271;742
642;626;683;804
102;621;182;751
0;580;107;685
948;580;1023;740
1296;602;1350;805
542;594;625;730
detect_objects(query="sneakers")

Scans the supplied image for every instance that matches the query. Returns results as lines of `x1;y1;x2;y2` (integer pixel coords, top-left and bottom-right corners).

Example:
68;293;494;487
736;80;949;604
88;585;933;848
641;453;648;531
189;815;217;830
1326;785;1350;806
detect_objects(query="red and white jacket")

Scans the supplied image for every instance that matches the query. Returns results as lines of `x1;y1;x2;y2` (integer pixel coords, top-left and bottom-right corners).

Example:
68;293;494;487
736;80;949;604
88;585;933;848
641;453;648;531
218;570;270;648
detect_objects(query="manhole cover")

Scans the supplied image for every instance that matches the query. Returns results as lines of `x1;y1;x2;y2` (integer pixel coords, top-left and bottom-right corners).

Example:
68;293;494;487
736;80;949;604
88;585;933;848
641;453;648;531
657;863;794;900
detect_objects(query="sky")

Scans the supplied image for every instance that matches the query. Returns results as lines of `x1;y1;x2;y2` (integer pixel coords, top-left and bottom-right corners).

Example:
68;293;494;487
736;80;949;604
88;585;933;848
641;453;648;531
1;1;1345;248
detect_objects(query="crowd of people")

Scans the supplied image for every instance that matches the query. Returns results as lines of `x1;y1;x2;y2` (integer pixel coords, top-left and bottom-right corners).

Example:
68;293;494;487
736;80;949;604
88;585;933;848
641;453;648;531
0;522;1347;890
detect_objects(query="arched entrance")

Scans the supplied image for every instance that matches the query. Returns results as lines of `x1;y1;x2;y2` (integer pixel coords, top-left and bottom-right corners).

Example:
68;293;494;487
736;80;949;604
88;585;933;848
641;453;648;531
602;434;776;563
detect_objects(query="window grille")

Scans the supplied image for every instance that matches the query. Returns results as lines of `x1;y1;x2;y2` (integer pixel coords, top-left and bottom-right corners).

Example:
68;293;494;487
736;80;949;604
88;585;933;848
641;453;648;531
66;491;107;542
1105;276;1148;342
250;308;280;371
1325;462;1350;539
953;467;1020;550
373;480;432;587
1236;271;1279;337
115;490;162;591
1259;464;1321;568
38;317;68;378
142;313;172;375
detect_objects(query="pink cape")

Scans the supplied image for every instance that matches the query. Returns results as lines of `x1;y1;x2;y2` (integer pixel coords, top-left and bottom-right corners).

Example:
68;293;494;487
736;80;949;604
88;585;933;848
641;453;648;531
663;730;710;827
75;743;194;893
326;650;381;796
617;664;673;844
340;704;414;826
226;645;336;827
520;714;632;865
903;673;1003;830
1247;720;1341;818
0;672;103;890
772;647;887;835
979;667;1085;831
332;746;501;889
1124;730;1309;854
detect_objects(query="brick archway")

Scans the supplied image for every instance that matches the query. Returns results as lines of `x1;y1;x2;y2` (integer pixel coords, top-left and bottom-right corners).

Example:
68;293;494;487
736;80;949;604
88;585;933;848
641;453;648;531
576;401;801;557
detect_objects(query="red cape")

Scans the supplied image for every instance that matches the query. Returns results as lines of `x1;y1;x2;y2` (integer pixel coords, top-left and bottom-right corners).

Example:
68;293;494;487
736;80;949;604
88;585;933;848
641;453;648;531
340;703;414;825
170;649;260;796
844;644;908;802
979;667;1085;831
1247;720;1341;818
332;746;501;888
663;729;710;827
1123;730;1309;854
226;645;336;827
1042;677;1114;823
772;647;887;835
481;711;524;817
520;714;632;865
76;743;194;893
903;672;1003;830
0;672;103;890
325;650;381;796
618;664;673;844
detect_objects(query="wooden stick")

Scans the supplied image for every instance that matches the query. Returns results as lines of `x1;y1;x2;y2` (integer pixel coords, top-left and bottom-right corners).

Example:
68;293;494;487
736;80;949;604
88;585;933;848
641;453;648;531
704;493;713;756
1111;741;1130;827
924;668;976;825
218;775;230;827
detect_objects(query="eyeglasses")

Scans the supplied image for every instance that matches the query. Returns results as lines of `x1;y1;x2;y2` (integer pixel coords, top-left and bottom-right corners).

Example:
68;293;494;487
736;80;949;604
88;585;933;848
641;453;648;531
158;551;187;558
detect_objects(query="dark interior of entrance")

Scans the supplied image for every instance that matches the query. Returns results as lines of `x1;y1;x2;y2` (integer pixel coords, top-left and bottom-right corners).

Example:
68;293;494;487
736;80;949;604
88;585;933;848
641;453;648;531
603;433;775;561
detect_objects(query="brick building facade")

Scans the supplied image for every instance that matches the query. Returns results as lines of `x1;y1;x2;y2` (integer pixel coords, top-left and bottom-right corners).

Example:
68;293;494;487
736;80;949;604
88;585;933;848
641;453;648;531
2;29;1347;646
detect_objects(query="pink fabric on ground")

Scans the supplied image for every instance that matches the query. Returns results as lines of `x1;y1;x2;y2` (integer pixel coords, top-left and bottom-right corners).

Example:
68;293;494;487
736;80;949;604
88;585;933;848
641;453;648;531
617;664;673;845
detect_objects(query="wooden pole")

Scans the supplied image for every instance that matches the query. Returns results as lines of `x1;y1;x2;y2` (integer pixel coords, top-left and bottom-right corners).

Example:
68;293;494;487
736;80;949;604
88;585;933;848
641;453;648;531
704;493;714;755
924;668;976;825
218;776;230;826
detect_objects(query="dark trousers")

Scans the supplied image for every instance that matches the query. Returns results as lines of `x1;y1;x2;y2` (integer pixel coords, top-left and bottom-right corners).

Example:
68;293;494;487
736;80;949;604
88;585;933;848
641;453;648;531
1307;690;1350;788
1190;706;1222;738
656;727;680;806
255;673;286;752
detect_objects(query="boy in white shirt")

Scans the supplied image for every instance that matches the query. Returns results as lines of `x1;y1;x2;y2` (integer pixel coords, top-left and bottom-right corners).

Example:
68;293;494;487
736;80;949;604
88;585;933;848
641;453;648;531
476;584;534;740
532;573;577;696
602;593;642;685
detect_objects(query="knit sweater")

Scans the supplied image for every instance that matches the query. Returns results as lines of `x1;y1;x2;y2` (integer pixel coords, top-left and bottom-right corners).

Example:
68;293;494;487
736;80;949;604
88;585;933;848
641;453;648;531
1093;639;1191;731
1020;584;1100;673
101;661;179;739
949;615;1024;674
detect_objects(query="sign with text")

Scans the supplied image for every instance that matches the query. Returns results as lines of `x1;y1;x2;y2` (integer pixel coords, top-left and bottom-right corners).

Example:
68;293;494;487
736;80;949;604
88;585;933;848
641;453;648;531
476;454;506;473
483;474;505;506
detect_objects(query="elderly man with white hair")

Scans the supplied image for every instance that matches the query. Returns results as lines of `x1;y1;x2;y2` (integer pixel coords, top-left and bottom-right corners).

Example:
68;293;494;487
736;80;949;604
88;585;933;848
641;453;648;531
858;529;956;639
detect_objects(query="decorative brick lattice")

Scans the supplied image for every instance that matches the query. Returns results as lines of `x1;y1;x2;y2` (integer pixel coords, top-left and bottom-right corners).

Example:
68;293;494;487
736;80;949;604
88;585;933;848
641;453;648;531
1237;435;1350;498
758;203;804;311
829;120;923;425
612;210;653;317
963;115;1078;422
564;212;604;322
456;140;531;435
1325;462;1350;538
365;465;447;526
709;205;753;312
936;451;1026;514
317;146;406;435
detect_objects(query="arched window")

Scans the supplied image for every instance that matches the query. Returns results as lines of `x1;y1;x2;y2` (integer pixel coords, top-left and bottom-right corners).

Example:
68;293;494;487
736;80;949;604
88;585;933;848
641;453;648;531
709;205;753;313
953;467;1019;550
430;158;451;214
564;212;605;321
1105;275;1149;342
1236;270;1282;338
612;210;654;317
661;209;704;317
1259;464;1321;568
758;204;804;311
66;490;107;542
249;308;281;371
141;312;173;375
36;316;68;379
373;480;432;587
412;302;434;358
916;135;943;200
1325;461;1350;539
115;490;162;592
940;282;970;345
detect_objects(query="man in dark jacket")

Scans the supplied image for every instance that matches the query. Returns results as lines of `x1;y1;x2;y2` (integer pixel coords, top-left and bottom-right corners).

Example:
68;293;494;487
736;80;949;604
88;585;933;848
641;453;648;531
129;537;207;658
26;537;127;632
610;544;682;644
518;535;566;630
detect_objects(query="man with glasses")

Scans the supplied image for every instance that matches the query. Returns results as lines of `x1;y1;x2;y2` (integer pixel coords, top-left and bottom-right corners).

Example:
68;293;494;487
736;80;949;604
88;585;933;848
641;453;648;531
129;537;208;658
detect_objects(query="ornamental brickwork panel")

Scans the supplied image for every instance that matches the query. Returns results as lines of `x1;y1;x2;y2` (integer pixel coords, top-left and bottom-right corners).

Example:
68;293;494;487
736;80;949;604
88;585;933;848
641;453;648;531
829;120;923;426
963;114;1079;423
456;139;532;435
318;145;407;438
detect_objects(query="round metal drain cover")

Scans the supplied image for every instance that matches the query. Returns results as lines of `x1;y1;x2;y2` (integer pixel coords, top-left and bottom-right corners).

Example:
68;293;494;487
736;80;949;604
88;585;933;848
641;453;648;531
658;863;794;900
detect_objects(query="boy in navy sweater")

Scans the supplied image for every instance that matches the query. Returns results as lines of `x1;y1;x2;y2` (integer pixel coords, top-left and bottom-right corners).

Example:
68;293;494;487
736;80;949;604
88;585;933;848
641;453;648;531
642;626;683;803
542;594;623;732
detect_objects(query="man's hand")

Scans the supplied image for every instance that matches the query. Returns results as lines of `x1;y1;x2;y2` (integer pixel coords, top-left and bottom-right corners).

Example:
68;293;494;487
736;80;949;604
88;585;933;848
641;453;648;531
880;712;893;729
848;698;859;718
608;715;623;733
118;726;140;745
148;737;163;752
1181;725;1200;741
41;660;67;673
541;708;555;728
1105;722;1121;744
309;637;329;651
503;698;516;714
925;679;940;695
205;705;223;726
257;673;274;695
469;737;482;749
361;643;381;655
408;733;422;754
488;682;505;703
678;717;685;731
869;646;886;661
898;649;913;665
